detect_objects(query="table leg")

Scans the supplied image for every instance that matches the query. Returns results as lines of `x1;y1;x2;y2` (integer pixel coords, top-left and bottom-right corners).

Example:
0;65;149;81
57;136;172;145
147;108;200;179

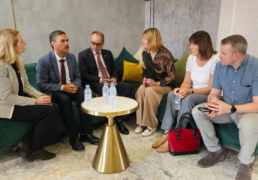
92;116;130;173
108;116;114;126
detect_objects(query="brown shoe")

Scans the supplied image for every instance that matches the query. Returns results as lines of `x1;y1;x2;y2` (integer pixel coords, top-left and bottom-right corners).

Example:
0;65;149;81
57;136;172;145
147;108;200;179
156;140;168;153
235;164;251;180
13;142;34;162
152;136;167;148
197;151;226;168
33;148;56;160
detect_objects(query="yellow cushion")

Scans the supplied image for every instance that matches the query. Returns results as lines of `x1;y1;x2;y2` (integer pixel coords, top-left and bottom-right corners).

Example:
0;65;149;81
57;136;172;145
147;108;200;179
122;60;143;82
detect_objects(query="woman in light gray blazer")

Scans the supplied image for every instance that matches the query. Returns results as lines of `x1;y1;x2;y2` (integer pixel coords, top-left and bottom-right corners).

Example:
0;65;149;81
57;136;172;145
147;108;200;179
0;29;59;162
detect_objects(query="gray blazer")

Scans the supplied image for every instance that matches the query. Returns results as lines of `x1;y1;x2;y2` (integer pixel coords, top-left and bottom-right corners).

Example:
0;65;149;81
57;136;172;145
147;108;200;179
36;51;81;92
0;58;42;119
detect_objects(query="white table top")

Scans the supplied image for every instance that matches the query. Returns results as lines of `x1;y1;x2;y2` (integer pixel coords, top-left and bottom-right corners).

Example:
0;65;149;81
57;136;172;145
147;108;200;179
81;96;138;117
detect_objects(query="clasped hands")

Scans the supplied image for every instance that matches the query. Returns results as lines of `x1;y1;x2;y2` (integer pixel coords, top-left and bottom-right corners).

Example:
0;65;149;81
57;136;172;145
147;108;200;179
174;88;191;98
63;84;78;94
204;99;232;117
36;95;52;106
102;78;117;86
143;78;159;86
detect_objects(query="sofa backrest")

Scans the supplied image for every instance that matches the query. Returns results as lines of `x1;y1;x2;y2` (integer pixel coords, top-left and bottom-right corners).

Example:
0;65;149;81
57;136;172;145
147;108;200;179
24;63;38;90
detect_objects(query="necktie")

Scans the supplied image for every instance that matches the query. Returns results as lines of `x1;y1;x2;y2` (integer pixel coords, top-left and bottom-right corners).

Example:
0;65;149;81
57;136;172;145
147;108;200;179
96;52;109;79
59;59;66;84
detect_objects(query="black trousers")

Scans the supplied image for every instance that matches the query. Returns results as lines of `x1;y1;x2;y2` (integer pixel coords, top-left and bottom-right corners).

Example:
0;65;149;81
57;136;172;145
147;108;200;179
90;82;133;121
8;104;59;150
51;87;93;138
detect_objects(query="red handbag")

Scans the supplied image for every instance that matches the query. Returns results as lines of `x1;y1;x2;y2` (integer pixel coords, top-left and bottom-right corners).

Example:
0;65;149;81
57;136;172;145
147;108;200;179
167;113;201;156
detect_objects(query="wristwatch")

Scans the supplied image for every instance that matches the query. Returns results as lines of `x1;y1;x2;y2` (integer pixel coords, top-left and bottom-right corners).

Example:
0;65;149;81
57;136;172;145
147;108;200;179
231;105;236;113
191;89;194;94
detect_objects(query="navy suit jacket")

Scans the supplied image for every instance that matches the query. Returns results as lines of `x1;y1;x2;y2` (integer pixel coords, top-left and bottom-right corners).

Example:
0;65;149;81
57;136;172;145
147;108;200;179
78;48;118;87
36;51;81;92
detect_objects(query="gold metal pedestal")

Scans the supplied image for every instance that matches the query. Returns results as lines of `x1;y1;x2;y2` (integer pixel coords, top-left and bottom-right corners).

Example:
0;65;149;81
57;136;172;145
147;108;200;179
92;116;130;173
81;97;138;174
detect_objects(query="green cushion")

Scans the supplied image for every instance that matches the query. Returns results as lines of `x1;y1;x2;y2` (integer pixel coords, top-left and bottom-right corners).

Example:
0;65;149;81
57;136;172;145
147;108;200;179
214;123;258;154
25;63;38;90
157;94;168;121
114;47;139;79
174;51;191;87
0;119;32;150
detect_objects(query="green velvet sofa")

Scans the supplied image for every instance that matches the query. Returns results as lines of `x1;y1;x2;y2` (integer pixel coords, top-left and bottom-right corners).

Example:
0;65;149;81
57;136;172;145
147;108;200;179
1;49;257;155
0;63;105;151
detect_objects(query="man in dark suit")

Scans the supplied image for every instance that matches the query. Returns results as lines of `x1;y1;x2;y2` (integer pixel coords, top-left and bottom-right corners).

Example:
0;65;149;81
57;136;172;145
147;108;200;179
36;30;99;151
78;31;133;135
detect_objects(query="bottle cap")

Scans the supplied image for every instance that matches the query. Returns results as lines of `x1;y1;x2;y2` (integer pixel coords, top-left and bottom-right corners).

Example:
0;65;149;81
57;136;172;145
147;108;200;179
86;85;90;88
104;83;108;86
111;83;115;87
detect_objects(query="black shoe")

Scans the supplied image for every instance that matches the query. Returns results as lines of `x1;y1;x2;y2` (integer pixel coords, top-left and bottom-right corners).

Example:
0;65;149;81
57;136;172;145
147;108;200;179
69;137;85;151
80;134;100;145
13;142;34;162
33;148;56;160
116;121;129;135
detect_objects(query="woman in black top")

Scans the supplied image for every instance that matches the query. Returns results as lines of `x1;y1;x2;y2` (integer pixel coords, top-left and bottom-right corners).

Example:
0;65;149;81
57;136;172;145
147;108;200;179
0;29;59;162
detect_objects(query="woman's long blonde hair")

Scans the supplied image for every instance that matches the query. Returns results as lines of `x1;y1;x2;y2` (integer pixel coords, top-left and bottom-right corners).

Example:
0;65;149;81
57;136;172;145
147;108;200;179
0;29;24;72
142;28;163;51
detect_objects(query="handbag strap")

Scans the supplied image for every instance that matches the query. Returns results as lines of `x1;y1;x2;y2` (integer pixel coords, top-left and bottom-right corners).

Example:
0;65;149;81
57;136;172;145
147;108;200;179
176;113;197;139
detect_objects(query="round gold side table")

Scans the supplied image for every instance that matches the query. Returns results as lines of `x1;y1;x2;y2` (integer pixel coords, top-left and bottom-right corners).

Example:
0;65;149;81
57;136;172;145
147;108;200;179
81;96;138;173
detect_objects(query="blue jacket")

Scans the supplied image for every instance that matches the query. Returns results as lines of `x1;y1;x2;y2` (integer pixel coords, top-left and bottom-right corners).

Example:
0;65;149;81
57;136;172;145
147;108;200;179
36;51;81;92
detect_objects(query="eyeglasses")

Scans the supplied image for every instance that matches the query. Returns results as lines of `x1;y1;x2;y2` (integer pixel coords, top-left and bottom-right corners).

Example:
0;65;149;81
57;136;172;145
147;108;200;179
90;41;103;46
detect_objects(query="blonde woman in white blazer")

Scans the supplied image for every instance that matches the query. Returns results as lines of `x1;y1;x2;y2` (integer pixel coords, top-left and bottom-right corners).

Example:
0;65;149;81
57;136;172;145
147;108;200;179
0;29;59;162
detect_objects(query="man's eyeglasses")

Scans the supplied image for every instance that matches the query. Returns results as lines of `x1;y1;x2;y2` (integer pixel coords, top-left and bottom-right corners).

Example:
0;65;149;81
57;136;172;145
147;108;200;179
90;41;103;46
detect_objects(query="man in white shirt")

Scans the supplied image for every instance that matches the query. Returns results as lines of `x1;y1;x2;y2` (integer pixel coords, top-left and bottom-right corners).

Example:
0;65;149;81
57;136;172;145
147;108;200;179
36;30;99;151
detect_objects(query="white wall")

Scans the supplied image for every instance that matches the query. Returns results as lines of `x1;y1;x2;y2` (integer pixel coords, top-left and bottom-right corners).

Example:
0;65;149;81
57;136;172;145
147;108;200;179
145;0;221;59
216;0;258;57
0;0;145;63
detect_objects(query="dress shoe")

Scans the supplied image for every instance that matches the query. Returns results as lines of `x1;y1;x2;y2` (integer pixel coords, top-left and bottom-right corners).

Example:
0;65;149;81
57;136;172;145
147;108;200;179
156;140;169;153
33;148;56;160
69;137;85;151
197;151;226;168
13;142;34;162
235;164;251;180
116;121;129;135
80;134;100;145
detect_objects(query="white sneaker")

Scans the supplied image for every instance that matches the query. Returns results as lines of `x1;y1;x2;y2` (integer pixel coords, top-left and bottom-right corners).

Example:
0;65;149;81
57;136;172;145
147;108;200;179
135;125;144;134
142;127;157;137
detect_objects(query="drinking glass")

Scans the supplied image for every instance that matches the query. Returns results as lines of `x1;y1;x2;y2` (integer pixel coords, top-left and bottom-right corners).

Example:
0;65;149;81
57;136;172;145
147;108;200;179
43;92;52;99
209;96;218;104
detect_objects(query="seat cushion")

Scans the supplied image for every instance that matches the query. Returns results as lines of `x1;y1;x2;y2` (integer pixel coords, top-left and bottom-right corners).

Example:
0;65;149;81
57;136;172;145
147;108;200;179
214;123;258;154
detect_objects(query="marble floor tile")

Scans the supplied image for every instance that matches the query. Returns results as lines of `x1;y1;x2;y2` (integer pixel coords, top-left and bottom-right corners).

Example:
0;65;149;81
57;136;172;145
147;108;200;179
0;116;257;180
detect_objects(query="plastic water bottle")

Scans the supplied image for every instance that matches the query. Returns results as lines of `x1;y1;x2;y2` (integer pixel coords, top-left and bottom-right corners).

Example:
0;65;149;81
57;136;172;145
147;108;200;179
102;83;109;104
174;95;181;110
84;85;92;107
109;83;117;106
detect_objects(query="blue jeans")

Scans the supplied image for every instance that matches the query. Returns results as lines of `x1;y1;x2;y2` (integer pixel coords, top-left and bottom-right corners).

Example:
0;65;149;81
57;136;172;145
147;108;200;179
161;91;208;131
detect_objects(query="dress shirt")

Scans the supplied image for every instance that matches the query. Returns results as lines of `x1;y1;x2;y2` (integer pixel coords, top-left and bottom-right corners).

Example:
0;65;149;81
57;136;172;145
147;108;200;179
92;50;110;83
54;51;71;90
212;54;258;105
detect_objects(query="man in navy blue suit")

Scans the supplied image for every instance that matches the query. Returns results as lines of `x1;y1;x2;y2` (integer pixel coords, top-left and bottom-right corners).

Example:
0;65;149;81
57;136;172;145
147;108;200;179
36;30;99;151
78;31;133;135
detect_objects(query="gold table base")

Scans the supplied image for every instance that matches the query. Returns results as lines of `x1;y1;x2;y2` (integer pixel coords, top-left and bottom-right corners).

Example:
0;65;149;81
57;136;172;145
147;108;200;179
92;117;130;173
